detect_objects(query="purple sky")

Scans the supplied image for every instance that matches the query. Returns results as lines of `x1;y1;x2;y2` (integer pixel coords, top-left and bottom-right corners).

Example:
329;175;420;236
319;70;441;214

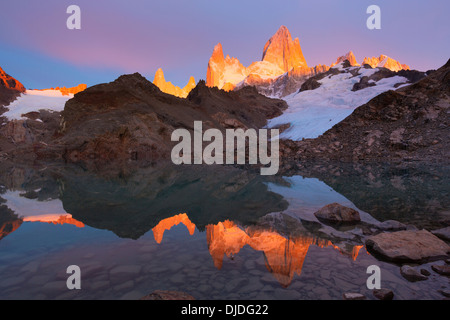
0;0;449;89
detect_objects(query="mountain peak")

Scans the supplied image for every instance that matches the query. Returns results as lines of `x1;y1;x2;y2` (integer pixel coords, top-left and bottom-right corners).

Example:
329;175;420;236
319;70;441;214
262;26;308;72
331;51;360;67
0;66;26;106
362;55;410;71
153;68;195;98
206;43;227;88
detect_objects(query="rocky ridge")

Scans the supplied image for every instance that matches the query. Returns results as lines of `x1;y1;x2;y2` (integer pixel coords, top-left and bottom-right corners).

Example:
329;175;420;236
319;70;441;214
0;66;25;107
3;73;287;164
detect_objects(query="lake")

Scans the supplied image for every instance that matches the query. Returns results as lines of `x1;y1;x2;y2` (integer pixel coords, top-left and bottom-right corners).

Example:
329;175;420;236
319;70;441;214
0;162;448;299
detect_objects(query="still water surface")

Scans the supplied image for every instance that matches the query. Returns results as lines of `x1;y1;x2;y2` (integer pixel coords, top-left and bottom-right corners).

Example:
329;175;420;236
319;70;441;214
0;163;448;299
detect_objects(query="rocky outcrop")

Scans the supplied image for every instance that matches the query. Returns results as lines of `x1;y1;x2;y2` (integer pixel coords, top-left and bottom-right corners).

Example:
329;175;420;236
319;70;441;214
331;51;360;67
261;25;308;72
365;229;450;263
362;55;410;72
206;43;226;88
0;109;63;160
206;43;248;89
15;73;286;163
0;66;25;107
153;68;196;98
206;26;318;97
285;59;450;163
247;63;330;97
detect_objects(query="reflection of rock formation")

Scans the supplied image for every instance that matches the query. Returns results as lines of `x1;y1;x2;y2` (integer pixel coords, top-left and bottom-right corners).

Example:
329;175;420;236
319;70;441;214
58;164;288;239
0;205;23;240
23;214;84;228
206;220;363;287
152;213;195;243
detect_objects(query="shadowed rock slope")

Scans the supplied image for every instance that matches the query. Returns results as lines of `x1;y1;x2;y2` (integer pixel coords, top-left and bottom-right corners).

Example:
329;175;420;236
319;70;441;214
282;59;450;164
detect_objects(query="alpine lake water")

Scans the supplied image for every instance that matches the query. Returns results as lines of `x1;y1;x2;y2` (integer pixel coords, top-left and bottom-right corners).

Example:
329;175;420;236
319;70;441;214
0;161;448;300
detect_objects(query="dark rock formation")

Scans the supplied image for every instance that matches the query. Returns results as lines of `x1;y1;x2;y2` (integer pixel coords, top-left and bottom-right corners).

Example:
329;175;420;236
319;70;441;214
0;66;25;107
373;288;394;300
3;73;287;164
57;163;288;239
400;265;428;282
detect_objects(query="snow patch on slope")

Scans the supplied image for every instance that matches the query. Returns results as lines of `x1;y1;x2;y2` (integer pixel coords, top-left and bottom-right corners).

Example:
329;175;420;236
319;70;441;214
2;89;73;121
1;190;67;218
267;66;408;140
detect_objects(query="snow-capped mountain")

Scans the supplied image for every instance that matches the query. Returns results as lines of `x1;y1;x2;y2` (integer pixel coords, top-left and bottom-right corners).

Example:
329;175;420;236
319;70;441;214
206;26;326;94
205;26;412;99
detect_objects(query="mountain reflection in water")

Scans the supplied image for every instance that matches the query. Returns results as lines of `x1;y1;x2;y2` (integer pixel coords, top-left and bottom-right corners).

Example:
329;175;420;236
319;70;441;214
0;161;448;299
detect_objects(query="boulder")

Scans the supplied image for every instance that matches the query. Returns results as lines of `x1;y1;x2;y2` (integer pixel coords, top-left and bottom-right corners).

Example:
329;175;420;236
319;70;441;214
431;264;450;276
373;288;394;300
314;203;361;224
366;230;450;263
400;265;428;282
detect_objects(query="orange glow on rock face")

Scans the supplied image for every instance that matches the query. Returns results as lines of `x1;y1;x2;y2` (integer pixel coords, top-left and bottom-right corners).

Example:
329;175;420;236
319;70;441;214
153;68;196;98
23;214;85;228
38;84;87;96
152;213;196;244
